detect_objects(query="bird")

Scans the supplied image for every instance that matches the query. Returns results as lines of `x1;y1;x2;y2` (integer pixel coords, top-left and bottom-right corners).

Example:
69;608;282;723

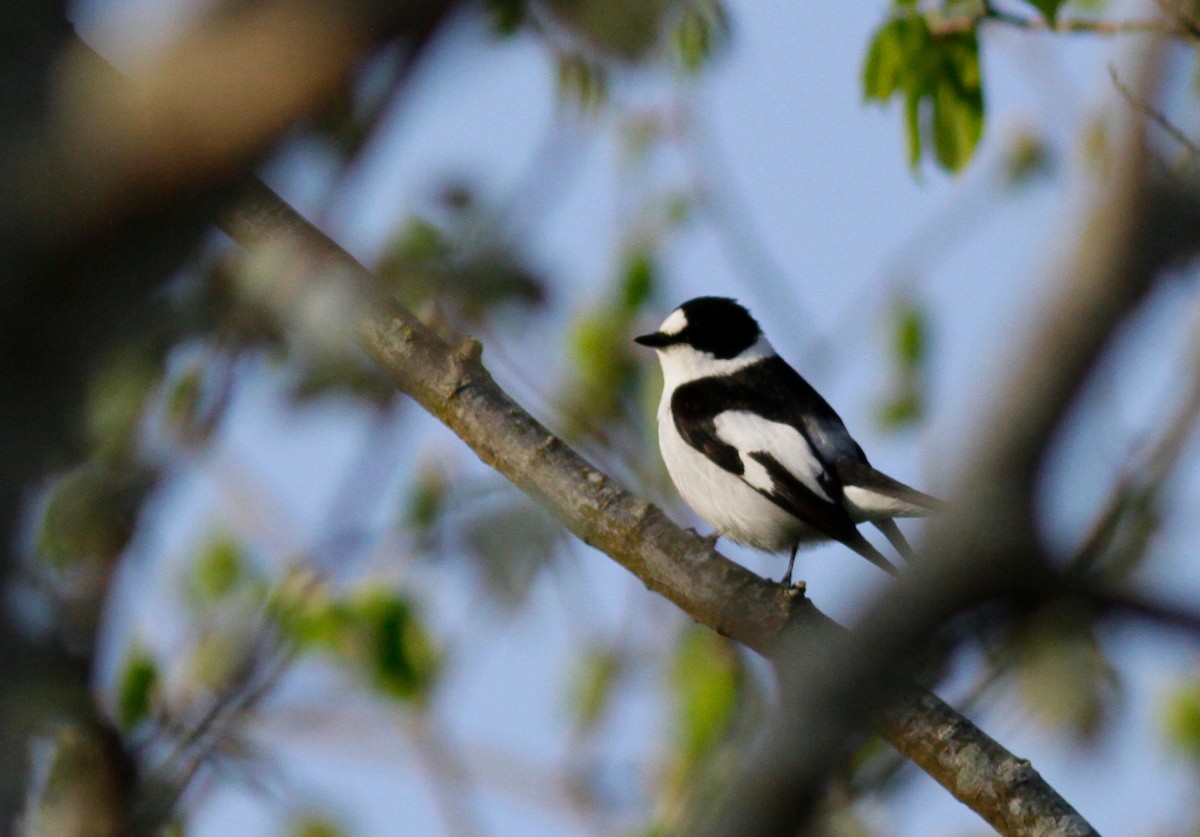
635;296;945;585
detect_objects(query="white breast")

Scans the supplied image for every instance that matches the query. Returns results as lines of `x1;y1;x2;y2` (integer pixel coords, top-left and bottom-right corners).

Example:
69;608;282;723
657;400;819;552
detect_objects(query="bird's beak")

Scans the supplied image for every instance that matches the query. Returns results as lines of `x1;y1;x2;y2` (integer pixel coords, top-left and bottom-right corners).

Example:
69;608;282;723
634;331;673;348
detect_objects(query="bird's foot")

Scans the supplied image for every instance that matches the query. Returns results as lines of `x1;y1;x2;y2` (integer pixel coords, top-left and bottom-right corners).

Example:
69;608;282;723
778;575;807;594
686;527;722;551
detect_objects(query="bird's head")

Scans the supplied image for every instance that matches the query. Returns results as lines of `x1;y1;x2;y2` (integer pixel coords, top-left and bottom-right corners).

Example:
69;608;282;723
635;296;773;385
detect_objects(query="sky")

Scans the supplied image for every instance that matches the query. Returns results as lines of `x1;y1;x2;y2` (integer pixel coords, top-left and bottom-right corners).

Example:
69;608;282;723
73;0;1200;834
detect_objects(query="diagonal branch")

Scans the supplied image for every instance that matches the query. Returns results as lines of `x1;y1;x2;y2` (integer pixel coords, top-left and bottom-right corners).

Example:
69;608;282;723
219;177;1098;835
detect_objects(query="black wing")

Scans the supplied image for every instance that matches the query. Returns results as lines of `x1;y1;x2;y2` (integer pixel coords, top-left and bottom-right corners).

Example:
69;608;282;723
670;362;896;573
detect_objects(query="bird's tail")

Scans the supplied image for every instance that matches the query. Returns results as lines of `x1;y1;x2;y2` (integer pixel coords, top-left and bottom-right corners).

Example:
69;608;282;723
834;458;947;519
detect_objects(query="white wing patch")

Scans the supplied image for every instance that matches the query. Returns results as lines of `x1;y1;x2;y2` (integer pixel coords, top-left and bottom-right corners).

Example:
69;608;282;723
712;411;833;502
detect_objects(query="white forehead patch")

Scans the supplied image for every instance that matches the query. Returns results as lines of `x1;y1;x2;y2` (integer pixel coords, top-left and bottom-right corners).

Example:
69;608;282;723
659;308;688;336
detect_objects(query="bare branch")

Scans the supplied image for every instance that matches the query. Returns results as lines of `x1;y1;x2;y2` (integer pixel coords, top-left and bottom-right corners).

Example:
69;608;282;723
1109;63;1200;159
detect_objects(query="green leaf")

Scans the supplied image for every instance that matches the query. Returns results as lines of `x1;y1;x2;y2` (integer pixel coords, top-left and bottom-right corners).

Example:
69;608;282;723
931;73;983;173
672;3;727;73
86;345;162;460
893;298;926;367
861;11;985;174
546;0;671;60
191;535;245;600
862;19;906;101
1165;681;1200;761
1010;603;1119;741
555;53;609;113
672;625;741;766
1027;0;1067;23
465;494;564;608
36;465;139;569
353;589;439;703
290;813;347;837
486;0;527;35
116;648;159;731
620;247;656;312
571;647;623;730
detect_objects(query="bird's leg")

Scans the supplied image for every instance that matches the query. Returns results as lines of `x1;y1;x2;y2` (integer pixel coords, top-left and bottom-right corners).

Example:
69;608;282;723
781;543;799;586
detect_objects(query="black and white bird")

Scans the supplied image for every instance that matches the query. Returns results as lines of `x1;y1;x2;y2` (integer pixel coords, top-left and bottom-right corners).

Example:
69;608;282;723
635;296;944;585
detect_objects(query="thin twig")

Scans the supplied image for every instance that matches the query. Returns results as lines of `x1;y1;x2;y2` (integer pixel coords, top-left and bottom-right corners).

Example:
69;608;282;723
1109;63;1200;158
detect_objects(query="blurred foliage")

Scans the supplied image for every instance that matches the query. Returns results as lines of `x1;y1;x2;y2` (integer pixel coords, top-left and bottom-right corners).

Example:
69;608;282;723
402;460;448;552
556;52;611;113
85;342;166;462
486;0;529;36
560;245;659;438
464;491;567;609
652;625;750;832
670;625;741;767
1005;601;1120;742
35;464;146;571
189;534;249;602
671;1;730;74
570;645;625;731
1165;679;1200;763
116;646;160;732
863;3;984;173
378;183;546;324
546;0;675;61
278;581;440;705
288;812;348;837
1001;128;1054;188
1029;0;1068;23
878;294;929;429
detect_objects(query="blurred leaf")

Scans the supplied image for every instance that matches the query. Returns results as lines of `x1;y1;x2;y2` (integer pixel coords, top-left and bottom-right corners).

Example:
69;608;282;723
621;247;657;312
556;52;610;113
186;629;250;693
270;570;337;648
892;298;926;366
862;12;984;174
1026;0;1067;23
671;625;741;767
285;583;439;704
862;15;907;101
547;0;672;60
378;207;546;324
877;296;928;429
352;589;439;703
1002;129;1053;187
36;464;141;569
116;647;159;731
86;344;162;460
1010;602;1119;742
289;812;346;837
930;43;983;172
288;356;392;406
561;305;639;437
571;647;624;730
403;462;447;547
310;85;372;159
190;534;246;601
672;2;729;73
465;495;565;608
1164;680;1200;762
486;0;528;35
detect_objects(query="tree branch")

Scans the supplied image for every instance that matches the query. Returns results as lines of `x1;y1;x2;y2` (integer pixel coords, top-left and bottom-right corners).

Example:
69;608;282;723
218;177;1098;835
